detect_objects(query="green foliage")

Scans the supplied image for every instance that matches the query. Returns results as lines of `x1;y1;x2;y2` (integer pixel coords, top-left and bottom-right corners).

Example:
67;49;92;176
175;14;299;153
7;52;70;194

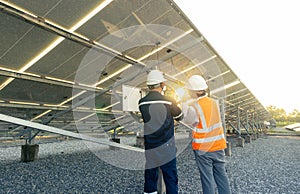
266;105;300;123
275;121;297;127
288;109;300;122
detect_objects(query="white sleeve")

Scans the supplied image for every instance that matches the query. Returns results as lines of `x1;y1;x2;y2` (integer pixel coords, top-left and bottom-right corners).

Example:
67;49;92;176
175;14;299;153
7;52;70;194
182;103;199;126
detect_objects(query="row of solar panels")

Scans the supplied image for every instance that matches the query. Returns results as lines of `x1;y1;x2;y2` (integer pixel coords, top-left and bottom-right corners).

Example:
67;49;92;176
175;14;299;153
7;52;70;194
0;0;272;141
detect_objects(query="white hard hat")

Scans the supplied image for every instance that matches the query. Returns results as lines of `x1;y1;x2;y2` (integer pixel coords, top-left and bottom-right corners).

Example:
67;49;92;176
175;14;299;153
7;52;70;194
147;70;166;85
186;75;208;90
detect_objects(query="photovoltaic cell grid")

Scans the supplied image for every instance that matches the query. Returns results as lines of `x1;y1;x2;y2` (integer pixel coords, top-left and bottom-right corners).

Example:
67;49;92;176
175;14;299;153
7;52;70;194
0;0;271;141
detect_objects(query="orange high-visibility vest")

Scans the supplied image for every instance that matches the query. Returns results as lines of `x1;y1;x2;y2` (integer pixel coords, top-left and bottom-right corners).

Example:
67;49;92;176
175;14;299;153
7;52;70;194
191;97;226;152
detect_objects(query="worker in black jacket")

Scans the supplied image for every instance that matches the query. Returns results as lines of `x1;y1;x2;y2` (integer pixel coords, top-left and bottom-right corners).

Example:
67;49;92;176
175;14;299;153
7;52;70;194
139;70;183;194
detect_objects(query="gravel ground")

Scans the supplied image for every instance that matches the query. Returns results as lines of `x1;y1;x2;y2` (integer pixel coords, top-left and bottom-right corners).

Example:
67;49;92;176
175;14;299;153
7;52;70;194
0;134;299;194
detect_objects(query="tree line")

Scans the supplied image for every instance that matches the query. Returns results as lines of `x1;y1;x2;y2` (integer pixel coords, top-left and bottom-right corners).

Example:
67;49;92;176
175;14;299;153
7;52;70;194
266;105;300;126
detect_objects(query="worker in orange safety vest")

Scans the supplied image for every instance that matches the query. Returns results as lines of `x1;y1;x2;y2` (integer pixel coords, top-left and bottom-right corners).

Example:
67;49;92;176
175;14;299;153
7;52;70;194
182;75;231;194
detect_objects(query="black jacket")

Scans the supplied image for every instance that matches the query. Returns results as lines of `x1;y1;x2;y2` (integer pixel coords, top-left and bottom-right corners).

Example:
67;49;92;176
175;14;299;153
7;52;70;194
138;91;183;149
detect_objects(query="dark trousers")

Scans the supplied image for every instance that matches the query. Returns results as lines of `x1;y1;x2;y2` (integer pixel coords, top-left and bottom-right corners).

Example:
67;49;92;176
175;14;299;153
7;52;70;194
194;150;231;194
144;158;178;194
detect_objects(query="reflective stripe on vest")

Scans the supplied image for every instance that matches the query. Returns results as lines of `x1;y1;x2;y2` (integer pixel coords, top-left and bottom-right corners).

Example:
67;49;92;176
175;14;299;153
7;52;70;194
193;134;225;143
192;122;222;133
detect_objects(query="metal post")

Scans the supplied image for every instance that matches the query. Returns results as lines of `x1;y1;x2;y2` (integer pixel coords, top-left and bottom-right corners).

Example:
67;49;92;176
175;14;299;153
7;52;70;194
255;113;259;134
256;114;262;134
256;113;259;133
252;113;256;133
246;111;249;133
236;107;244;147
220;98;226;137
220;98;231;156
28;128;32;145
252;112;259;139
237;107;241;135
113;128;116;139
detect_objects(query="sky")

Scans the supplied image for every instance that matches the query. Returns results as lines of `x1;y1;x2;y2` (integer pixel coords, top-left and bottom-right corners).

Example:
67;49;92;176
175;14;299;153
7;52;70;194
174;0;299;114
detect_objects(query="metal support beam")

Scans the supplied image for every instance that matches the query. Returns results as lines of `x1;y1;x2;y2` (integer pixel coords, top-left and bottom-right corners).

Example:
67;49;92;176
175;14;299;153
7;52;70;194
248;122;255;134
227;121;241;136
0;67;102;92
0;113;144;152
240;121;250;135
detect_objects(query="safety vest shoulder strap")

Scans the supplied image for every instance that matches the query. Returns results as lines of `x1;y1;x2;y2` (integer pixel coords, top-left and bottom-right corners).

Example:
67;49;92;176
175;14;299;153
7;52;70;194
192;100;223;131
191;102;207;128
